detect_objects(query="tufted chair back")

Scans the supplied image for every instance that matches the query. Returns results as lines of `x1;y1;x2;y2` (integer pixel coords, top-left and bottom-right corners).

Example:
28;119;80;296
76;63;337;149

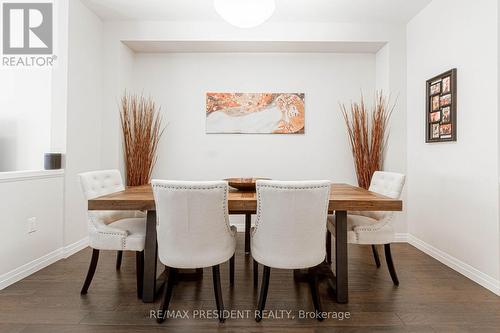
79;169;137;227
80;169;124;200
363;171;405;221
79;169;146;251
251;180;331;269
152;180;236;269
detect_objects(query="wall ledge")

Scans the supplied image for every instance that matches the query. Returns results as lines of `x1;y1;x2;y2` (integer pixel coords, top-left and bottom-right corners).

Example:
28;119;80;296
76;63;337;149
0;169;65;183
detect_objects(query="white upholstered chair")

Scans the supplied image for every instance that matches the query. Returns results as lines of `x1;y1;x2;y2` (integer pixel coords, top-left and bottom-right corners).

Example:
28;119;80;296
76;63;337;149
152;180;237;323
327;171;405;285
78;170;146;297
251;180;331;322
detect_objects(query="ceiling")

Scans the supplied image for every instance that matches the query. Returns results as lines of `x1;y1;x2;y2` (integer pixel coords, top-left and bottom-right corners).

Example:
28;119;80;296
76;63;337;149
81;0;432;24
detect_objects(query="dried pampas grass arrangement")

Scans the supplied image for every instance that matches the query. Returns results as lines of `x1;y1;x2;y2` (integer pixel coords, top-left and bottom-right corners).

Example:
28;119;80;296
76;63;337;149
120;92;164;186
340;92;396;189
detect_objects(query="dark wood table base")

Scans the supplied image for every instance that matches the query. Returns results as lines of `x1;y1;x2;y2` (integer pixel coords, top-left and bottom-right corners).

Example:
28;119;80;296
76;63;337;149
142;211;158;303
244;213;251;254
334;210;348;303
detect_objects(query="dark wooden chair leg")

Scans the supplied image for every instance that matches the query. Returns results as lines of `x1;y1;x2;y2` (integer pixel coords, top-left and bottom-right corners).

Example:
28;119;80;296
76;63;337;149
212;265;225;323
308;269;324;321
81;249;99;295
253;259;258;288
326;229;332;264
157;267;177;323
255;266;270;322
116;251;123;270
372;245;381;268
229;254;235;286
136;251;144;298
384;244;399;286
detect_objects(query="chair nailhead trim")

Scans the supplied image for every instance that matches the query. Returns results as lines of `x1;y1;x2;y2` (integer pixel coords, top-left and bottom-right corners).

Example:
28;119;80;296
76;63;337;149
254;184;330;235
152;184;233;235
257;184;330;190
355;214;394;233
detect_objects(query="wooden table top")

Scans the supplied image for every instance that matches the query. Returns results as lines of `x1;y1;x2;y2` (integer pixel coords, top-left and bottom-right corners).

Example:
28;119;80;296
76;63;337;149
88;183;402;213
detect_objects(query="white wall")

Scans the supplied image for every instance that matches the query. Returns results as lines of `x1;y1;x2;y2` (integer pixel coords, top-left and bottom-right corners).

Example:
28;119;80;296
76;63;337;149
64;0;104;246
0;1;71;290
0;0;103;289
100;39;134;173
0;172;64;289
100;20;408;231
0;69;52;172
132;52;374;182
407;0;499;290
51;0;69;154
375;28;408;234
0;0;67;172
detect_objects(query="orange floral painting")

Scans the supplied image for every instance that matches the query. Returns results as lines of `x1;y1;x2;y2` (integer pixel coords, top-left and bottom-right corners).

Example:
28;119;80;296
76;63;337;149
206;92;305;134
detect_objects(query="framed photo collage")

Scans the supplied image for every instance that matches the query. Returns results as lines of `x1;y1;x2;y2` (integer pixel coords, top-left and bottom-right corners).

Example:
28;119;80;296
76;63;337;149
426;69;457;143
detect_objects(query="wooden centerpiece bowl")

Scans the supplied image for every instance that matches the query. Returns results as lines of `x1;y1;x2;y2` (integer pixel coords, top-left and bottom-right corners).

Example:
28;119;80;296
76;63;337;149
224;178;270;191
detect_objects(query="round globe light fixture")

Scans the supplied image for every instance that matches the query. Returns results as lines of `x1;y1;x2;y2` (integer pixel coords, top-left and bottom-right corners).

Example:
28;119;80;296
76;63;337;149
214;0;276;28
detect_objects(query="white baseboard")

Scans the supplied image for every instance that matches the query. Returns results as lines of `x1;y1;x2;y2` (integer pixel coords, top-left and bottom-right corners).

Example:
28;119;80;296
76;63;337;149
230;228;499;296
0;237;89;290
63;237;89;258
0;248;63;290
407;234;500;296
3;231;500;298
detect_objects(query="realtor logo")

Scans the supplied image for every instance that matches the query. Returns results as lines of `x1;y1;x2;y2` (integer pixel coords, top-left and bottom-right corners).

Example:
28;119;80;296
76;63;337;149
2;2;53;54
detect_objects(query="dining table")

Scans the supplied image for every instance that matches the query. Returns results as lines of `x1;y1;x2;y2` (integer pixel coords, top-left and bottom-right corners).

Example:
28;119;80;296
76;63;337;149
87;183;402;304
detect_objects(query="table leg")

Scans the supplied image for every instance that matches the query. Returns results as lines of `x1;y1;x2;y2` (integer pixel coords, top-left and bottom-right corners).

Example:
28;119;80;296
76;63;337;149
142;210;157;303
245;213;251;254
335;210;348;303
326;229;332;264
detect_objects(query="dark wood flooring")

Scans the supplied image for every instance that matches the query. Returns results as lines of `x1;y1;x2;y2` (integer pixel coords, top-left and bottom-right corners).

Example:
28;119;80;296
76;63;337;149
1;234;500;332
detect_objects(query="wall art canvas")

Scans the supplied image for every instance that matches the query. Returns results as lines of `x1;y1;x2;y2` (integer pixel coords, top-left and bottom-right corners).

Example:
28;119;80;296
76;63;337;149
206;92;305;134
425;69;457;142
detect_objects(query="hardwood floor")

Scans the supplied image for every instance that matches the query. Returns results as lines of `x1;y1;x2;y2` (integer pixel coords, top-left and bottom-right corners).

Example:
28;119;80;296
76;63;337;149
1;234;500;332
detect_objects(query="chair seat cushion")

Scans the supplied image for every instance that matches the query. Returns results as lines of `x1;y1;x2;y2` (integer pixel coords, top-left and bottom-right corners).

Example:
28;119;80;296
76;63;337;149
111;218;147;251
327;214;394;245
90;217;146;251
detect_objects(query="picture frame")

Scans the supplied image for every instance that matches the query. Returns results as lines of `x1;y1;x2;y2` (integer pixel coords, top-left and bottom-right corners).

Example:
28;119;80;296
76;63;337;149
442;76;451;94
431;95;440;111
430;81;441;95
205;92;305;134
430;111;441;123
431;123;440;139
441;106;451;124
440;124;452;136
426;68;457;143
440;94;451;107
